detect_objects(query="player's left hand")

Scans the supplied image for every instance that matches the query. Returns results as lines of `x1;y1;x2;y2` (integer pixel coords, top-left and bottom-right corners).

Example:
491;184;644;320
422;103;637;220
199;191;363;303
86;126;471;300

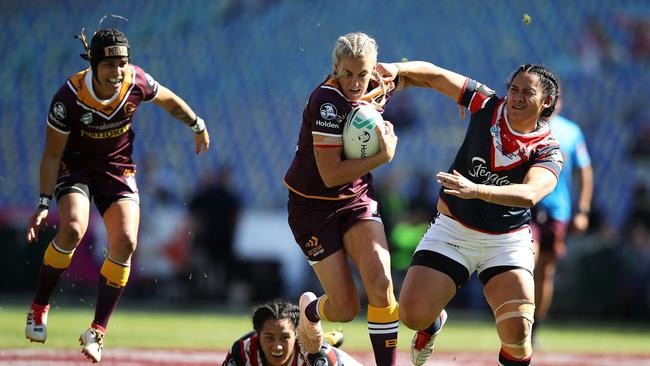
194;128;210;155
437;170;478;199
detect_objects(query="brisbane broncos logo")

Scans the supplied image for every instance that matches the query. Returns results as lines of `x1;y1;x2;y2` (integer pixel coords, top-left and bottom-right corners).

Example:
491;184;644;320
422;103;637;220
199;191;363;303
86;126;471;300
124;102;136;119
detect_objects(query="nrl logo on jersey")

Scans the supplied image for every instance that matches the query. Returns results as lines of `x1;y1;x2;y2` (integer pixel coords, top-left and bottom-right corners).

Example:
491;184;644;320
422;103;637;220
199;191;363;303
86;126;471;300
80;112;93;125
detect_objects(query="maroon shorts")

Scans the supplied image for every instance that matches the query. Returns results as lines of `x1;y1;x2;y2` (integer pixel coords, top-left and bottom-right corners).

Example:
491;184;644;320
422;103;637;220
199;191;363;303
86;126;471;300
531;211;569;257
54;155;139;216
287;188;382;263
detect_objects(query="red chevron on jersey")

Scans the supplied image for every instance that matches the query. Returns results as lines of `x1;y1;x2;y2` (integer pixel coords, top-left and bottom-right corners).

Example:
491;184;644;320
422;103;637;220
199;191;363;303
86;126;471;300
489;101;551;171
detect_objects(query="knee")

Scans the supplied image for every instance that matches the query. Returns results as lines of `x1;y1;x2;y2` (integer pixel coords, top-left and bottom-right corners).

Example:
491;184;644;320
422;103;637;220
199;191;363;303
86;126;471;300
58;220;87;245
497;319;533;360
399;303;433;330
495;299;534;359
111;232;138;258
498;317;531;343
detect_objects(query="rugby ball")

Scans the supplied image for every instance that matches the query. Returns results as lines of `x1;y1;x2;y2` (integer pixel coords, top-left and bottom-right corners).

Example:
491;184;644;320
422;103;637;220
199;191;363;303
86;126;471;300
342;104;384;159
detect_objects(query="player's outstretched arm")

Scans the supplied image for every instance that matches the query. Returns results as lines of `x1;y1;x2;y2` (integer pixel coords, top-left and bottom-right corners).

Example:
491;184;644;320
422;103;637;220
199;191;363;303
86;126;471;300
28;126;68;243
153;85;210;154
378;61;466;101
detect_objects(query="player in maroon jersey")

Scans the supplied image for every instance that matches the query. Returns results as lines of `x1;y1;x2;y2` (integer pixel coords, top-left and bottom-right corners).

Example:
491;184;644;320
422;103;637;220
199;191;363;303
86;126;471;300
283;32;455;366
222;299;360;366
283;32;399;366
389;63;563;366
24;25;210;363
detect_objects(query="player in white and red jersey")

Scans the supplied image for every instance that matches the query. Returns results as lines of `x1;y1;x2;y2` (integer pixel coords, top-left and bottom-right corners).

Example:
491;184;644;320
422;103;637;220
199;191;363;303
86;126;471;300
387;63;563;366
25;22;210;363
222;300;360;366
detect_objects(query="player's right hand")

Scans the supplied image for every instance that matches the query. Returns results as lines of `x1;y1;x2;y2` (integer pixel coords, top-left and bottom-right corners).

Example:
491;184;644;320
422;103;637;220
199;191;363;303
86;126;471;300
194;128;210;155
376;120;397;164
376;62;399;83
27;208;49;243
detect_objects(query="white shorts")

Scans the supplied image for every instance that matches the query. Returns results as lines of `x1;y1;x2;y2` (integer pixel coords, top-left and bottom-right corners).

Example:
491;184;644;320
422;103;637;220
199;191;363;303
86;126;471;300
413;214;534;287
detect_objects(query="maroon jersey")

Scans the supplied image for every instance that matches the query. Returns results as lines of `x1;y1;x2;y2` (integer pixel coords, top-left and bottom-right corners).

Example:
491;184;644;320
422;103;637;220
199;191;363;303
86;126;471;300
283;76;397;200
46;64;159;165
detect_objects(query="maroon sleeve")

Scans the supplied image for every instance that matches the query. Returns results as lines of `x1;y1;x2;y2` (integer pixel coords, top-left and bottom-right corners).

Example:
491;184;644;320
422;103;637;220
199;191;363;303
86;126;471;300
309;87;349;139
46;84;73;133
132;65;159;101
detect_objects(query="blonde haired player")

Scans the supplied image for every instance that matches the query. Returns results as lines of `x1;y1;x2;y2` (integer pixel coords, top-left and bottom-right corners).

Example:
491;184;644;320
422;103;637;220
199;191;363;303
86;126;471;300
283;32;469;366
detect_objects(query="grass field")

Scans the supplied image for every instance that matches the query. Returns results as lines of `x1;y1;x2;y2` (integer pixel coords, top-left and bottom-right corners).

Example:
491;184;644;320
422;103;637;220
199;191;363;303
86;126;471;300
1;303;649;353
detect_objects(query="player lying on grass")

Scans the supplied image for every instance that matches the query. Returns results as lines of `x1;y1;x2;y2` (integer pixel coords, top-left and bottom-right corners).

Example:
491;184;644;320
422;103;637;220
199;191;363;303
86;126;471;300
222;299;360;366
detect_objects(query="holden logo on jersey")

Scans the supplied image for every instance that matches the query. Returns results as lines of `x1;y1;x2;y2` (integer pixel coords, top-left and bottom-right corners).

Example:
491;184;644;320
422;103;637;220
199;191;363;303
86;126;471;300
80;112;93;125
319;103;338;120
52;102;66;121
313;358;328;366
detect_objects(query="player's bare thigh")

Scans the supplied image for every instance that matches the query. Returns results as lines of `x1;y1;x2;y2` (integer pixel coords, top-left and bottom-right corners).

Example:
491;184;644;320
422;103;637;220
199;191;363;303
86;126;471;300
312;248;360;322
55;192;91;251
484;269;533;307
102;198;140;263
343;219;395;306
399;265;455;330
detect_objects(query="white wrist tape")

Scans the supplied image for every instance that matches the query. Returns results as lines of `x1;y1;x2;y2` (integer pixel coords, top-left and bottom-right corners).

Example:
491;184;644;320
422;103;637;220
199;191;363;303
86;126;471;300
191;116;206;133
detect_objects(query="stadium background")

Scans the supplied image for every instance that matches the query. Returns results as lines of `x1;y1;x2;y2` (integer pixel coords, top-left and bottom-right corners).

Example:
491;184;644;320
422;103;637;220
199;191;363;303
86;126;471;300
1;0;649;331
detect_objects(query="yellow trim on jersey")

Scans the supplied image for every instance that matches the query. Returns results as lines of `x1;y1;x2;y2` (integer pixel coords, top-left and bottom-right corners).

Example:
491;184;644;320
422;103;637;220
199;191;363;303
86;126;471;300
68;66;134;118
283;180;358;201
79;124;130;139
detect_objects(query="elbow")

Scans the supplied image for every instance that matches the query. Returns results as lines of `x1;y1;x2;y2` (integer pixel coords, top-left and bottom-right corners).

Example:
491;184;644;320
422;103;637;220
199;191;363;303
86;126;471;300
322;176;340;188
43;151;63;163
521;192;539;208
321;172;349;188
322;180;335;188
319;172;335;188
523;198;537;208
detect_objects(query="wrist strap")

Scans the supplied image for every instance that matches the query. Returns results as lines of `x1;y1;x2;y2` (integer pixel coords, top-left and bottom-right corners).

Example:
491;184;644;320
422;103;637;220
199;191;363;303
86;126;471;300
190;116;206;133
38;194;52;209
